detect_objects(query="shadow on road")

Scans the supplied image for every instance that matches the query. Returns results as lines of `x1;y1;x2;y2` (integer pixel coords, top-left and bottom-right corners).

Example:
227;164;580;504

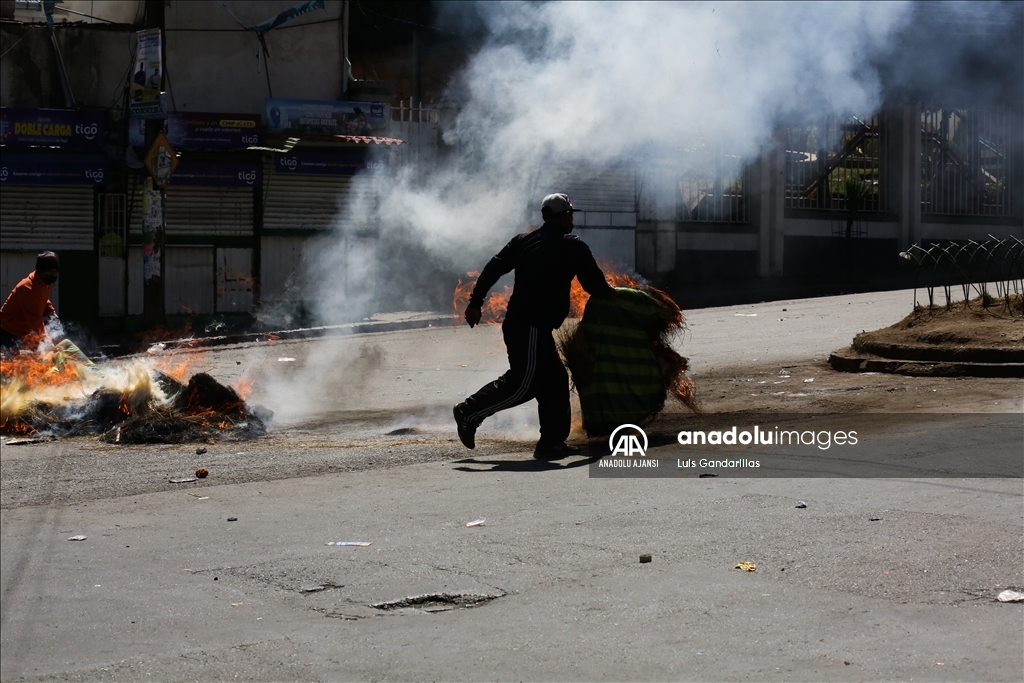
451;455;597;472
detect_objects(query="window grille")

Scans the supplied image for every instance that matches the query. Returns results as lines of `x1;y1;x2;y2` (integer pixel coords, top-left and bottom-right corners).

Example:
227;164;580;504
920;108;1014;217
679;152;750;223
98;193;127;258
785;115;887;212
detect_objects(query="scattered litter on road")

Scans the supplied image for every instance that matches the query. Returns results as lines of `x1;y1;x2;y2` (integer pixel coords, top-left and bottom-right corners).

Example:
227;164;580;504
465;518;486;527
187;493;209;500
67;535;87;541
169;477;197;484
735;562;757;572
227;517;238;522
639;554;652;563
326;541;372;546
869;518;882;522
5;437;49;445
196;447;207;455
277;357;296;362
195;467;209;478
231;602;244;607
803;378;815;383
734;313;757;317
997;589;1024;602
796;501;808;508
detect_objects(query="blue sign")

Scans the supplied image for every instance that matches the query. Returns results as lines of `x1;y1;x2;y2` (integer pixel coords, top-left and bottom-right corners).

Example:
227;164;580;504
266;98;387;136
167;112;261;150
274;148;387;176
0;152;108;185
0;108;104;148
171;159;262;187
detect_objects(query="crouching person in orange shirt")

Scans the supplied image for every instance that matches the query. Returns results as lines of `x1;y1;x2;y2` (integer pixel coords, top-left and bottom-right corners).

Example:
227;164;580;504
0;251;61;353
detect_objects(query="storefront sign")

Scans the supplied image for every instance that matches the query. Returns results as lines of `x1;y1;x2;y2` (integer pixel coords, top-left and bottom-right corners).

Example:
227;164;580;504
167;113;262;150
0;108;104;148
172;160;263;187
0;152;108;185
273;148;386;175
266;98;387;135
131;28;165;119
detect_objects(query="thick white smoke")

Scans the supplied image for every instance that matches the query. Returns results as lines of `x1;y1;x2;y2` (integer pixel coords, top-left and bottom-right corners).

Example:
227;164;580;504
323;2;913;315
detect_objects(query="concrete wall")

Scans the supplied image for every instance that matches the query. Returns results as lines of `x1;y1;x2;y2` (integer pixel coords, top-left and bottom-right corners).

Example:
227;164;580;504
0;23;133;108
165;1;345;115
1;0;346;113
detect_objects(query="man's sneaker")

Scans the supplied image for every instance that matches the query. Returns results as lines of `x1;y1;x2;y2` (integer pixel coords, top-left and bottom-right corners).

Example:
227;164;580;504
453;404;477;450
533;442;583;460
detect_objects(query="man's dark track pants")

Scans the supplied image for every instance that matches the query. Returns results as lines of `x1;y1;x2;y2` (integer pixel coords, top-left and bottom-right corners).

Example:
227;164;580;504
459;321;570;446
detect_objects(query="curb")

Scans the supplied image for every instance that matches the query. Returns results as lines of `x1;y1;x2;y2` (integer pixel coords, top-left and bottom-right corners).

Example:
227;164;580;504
829;348;1024;378
101;315;456;357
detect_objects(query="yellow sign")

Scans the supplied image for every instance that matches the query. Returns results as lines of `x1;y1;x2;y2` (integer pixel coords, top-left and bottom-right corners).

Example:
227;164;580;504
144;131;178;188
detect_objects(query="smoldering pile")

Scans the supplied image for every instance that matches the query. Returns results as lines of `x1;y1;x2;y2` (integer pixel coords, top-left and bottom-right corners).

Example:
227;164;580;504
557;285;699;436
0;360;268;444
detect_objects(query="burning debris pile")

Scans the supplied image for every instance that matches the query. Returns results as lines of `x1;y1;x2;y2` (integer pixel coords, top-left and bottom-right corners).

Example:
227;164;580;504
558;285;698;435
0;349;266;444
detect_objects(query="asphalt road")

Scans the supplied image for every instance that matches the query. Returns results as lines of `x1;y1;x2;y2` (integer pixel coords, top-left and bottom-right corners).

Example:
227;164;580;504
2;288;1022;682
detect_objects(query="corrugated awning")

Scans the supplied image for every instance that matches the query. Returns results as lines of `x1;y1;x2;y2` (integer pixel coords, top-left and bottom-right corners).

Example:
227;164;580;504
333;135;404;146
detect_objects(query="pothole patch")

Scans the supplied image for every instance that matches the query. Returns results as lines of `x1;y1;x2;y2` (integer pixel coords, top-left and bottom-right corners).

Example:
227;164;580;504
371;591;504;613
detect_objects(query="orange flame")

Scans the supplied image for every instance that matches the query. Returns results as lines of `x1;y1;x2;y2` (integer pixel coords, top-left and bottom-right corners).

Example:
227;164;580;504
0;349;83;392
452;264;645;325
234;374;256;400
452;271;513;326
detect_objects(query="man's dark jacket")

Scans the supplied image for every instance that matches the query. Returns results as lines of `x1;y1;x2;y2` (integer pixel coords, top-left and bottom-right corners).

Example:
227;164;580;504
469;223;612;330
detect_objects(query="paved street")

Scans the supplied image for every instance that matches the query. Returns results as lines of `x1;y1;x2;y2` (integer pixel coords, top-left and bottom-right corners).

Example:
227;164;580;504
2;289;1022;681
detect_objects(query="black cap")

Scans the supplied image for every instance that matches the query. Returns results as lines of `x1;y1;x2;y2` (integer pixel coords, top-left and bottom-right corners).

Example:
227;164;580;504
35;251;59;273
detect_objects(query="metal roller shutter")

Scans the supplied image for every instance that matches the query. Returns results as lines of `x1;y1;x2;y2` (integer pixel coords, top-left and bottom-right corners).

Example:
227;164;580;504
263;163;380;232
165;186;253;236
0;186;94;250
540;166;637;213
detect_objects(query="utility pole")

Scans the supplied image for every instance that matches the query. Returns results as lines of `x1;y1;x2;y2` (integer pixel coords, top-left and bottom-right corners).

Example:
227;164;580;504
142;0;166;329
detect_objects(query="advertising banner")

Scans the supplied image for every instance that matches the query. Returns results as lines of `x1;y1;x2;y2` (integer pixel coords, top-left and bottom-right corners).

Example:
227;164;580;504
273;148;385;175
0;109;104;148
166;112;261;150
266;98;388;135
0;152;108;185
171;159;262;187
131;28;165;119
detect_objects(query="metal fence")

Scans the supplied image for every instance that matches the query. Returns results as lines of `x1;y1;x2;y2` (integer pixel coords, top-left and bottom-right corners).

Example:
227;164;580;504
678;152;750;223
899;236;1024;310
920;108;1015;217
785;114;888;213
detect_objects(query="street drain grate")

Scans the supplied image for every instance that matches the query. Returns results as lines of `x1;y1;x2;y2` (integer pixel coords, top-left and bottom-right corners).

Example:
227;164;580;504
371;592;502;612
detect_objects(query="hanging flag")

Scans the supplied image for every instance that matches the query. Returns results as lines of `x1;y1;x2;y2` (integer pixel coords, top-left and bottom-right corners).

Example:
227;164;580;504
249;0;325;35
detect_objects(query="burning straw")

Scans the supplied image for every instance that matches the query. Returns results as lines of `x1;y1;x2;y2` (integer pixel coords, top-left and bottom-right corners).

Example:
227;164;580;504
557;285;699;436
1;348;267;444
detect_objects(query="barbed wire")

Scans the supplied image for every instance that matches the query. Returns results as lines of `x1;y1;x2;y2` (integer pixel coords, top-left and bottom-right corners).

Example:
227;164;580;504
898;236;1024;312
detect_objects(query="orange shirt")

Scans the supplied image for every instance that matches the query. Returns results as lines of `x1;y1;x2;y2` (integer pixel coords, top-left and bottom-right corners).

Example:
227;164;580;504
0;271;57;342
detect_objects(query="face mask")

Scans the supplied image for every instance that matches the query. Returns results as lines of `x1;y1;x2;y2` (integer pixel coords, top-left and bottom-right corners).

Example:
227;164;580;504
40;274;58;285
